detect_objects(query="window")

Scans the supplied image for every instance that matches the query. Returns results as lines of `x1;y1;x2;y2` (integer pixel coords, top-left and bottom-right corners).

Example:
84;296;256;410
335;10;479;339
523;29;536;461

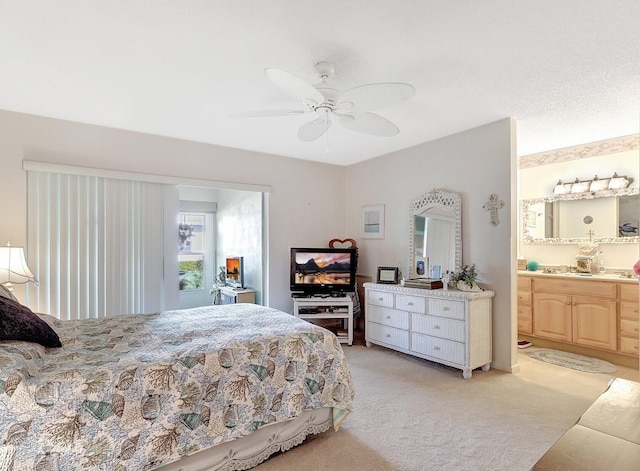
178;213;206;291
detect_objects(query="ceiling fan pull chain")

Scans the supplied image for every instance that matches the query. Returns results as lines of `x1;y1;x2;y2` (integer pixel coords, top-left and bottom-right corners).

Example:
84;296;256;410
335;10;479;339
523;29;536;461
325;122;330;153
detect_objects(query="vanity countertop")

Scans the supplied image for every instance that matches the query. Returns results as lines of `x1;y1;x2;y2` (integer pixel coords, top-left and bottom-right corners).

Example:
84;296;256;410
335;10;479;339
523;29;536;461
518;270;638;283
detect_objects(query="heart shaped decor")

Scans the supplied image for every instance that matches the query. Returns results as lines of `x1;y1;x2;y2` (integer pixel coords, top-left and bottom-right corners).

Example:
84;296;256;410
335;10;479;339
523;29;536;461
329;238;357;249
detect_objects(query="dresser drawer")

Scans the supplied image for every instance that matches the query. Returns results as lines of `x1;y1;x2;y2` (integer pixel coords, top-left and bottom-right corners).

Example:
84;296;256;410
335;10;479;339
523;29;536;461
411;313;464;342
367;289;394;308
367;323;409;350
518;276;532;290
517;291;532;305
368;305;409;330
410;332;464;365
518;317;532;334
620;336;639;356
620;318;639;337
518;305;532;320
428;299;465;320
517;305;532;334
396;294;426;313
534;278;617;299
620;283;639;302
620;301;639;319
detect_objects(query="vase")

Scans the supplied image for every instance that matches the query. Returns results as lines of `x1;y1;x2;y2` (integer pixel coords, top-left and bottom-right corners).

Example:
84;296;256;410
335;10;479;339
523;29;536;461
457;280;482;292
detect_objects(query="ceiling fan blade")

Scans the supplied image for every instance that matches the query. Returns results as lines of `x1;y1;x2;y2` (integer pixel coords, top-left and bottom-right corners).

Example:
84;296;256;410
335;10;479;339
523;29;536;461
230;109;305;118
339;112;400;137
337;83;415;112
298;118;332;142
265;68;325;105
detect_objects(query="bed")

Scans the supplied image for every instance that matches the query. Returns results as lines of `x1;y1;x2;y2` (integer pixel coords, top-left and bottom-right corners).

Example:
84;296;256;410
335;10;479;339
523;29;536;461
0;299;355;471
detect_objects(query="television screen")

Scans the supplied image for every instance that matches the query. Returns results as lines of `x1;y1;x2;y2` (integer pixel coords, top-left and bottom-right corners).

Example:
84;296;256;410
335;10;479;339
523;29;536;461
290;247;357;296
225;256;244;288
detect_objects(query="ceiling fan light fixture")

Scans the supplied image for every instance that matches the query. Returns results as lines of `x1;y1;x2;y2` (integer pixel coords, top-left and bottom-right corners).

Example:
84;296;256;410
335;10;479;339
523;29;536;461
298;118;331;142
235;62;415;142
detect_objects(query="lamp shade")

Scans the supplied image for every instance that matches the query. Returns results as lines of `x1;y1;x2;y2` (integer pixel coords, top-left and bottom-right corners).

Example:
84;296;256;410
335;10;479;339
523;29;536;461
0;244;36;287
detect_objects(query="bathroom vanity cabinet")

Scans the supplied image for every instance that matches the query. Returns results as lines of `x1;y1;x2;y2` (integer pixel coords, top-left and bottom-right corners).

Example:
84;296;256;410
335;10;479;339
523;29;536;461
518;273;639;359
532;278;617;350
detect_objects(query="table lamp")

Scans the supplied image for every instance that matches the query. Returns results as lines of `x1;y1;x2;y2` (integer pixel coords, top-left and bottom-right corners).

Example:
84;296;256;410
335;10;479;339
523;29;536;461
0;242;38;291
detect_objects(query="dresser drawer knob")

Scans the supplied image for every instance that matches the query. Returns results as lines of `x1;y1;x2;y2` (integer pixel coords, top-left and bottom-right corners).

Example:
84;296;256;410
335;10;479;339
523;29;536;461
442;307;450;311
386;315;391;319
434;325;441;330
378;297;384;302
408;302;413;306
386;334;391;338
433;346;440;351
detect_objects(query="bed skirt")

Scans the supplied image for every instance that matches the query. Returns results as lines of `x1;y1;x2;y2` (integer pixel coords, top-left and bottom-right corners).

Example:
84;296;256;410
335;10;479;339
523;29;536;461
157;407;334;471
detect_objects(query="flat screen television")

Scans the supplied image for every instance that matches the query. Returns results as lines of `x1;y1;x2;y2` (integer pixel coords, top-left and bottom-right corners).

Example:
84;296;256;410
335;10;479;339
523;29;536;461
290;247;357;296
225;256;244;288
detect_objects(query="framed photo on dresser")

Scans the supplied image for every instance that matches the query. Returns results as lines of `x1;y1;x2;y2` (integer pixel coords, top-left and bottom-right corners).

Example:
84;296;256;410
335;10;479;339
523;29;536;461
376;266;399;284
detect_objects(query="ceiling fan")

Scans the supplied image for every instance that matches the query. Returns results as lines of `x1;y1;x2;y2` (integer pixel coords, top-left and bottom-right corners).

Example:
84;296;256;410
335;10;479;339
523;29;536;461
232;62;415;142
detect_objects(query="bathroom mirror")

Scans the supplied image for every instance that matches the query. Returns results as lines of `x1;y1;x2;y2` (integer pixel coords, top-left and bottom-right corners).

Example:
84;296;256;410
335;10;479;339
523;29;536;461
522;188;639;244
409;189;461;278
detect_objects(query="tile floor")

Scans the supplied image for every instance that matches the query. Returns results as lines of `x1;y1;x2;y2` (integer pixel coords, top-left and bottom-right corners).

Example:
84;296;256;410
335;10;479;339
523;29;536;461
516;346;639;400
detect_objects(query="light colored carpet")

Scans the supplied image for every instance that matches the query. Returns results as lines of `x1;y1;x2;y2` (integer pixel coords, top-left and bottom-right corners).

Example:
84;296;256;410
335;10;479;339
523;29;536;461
525;348;617;374
252;345;607;471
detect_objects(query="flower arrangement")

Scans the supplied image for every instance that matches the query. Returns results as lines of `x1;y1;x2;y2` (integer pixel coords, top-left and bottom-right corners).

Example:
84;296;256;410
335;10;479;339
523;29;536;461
450;264;478;289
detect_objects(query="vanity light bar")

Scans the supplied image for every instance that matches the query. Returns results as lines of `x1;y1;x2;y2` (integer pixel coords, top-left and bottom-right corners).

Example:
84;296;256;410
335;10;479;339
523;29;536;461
553;173;633;195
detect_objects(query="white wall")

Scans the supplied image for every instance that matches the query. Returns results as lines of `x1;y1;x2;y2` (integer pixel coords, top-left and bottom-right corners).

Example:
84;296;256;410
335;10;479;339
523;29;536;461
0;109;518;373
217;190;263;303
0;109;346;313
345;119;517;373
519;149;639;270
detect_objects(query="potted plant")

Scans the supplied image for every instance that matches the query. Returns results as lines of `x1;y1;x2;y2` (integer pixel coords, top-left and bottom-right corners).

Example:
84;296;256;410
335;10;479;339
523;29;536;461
450;264;482;292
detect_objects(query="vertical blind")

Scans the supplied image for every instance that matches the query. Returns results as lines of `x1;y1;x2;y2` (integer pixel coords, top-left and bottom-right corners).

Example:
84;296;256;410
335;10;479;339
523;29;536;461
27;171;166;319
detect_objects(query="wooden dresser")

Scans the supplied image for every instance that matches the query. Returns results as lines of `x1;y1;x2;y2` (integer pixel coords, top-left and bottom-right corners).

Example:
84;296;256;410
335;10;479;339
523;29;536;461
364;282;494;379
517;273;639;363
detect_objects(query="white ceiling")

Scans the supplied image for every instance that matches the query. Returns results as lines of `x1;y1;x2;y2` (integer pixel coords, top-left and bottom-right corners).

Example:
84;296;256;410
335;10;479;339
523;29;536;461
1;1;638;166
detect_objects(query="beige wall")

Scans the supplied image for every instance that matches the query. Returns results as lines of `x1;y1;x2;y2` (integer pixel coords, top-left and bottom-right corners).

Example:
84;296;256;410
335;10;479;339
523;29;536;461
0;109;346;313
519;148;639;270
0;110;518;373
345;118;517;372
217;190;263;303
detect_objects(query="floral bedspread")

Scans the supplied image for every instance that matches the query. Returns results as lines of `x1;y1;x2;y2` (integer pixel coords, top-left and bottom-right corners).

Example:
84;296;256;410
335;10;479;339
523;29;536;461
0;304;354;471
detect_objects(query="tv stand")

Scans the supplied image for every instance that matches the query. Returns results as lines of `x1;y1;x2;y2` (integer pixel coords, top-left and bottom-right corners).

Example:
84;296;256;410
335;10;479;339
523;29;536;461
293;297;353;346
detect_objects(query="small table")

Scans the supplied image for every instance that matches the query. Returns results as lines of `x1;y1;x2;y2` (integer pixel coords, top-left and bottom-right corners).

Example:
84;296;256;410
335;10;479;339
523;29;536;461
220;286;256;304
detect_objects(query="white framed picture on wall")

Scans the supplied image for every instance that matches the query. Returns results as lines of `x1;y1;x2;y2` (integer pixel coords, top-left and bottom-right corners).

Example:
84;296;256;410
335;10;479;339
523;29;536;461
361;204;385;239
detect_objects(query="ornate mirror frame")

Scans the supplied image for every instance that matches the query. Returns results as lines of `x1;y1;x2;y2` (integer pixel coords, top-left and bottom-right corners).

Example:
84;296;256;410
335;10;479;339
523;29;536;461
522;187;639;244
408;188;462;277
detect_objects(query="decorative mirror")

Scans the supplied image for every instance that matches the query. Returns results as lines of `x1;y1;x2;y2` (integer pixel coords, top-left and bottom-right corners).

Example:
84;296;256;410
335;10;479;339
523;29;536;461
522;188;639;244
408;189;462;278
